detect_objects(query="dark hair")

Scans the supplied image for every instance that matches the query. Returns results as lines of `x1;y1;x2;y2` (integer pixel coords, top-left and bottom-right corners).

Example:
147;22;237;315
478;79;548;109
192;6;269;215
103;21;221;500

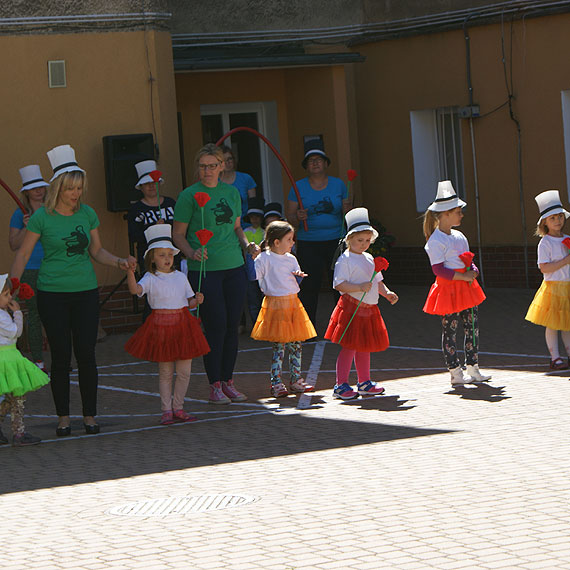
220;145;235;160
261;220;294;250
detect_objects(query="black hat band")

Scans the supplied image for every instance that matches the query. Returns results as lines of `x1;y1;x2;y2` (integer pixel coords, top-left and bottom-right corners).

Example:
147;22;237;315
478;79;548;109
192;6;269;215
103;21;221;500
53;161;79;174
22;178;45;186
347;220;372;232
540;203;563;217
147;236;174;247
434;194;458;203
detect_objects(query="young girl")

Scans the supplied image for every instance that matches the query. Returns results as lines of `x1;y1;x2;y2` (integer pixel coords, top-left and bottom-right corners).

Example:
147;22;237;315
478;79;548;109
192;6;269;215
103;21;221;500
0;274;49;446
422;181;491;386
251;221;316;397
525;190;570;370
325;208;399;400
125;225;210;424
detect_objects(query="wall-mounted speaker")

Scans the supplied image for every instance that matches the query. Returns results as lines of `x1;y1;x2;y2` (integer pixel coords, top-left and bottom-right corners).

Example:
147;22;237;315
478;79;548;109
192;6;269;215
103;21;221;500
102;133;155;212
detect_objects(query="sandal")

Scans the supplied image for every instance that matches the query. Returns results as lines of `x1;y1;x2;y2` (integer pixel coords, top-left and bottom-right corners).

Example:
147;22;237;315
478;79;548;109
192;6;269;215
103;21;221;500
270;382;289;398
289;378;315;393
550;357;568;371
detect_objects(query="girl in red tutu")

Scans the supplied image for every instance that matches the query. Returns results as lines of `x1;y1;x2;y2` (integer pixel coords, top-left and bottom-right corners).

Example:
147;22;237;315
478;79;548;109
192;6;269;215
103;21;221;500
251;221;316;397
325;208;398;400
422;181;490;386
125;225;209;424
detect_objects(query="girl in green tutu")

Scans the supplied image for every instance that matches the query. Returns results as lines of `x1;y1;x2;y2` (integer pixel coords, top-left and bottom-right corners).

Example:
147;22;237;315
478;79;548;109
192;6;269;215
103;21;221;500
0;274;49;446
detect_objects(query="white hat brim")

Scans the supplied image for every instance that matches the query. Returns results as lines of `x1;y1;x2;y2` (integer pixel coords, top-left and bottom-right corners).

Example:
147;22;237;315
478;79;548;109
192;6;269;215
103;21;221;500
136;175;164;189
20;181;49;192
49;166;86;183
346;224;379;241
538;207;570;224
143;240;179;257
428;197;467;212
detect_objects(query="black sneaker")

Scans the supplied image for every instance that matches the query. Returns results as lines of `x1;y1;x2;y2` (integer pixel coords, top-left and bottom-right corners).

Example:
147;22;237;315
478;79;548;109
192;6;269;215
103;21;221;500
12;432;41;447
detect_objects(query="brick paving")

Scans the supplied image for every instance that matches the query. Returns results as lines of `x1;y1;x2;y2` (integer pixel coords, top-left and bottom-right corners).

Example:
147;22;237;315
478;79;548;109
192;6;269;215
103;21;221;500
2;286;570;569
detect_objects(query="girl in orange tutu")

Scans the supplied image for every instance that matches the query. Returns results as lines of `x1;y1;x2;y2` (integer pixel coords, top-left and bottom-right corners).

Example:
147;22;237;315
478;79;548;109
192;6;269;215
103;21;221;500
125;225;209;424
525;190;570;370
423;181;490;386
251;221;316;397
325;208;398;400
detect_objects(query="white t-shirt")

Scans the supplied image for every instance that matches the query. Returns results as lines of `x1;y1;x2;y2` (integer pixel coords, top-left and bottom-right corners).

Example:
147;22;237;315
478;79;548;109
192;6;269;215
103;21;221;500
537;234;570;282
424;228;470;270
138;270;194;309
254;250;301;297
0;309;22;345
333;250;384;305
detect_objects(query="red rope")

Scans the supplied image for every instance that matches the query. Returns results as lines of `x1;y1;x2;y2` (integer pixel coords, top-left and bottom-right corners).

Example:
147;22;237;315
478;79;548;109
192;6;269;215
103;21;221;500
0;177;26;214
215;127;308;231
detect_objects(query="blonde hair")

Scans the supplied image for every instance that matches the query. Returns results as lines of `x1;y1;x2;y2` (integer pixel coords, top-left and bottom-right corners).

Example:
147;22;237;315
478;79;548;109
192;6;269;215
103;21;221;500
422;209;443;240
21;187;47;215
261;220;294;250
345;229;376;246
194;143;224;180
535;213;567;237
45;171;87;215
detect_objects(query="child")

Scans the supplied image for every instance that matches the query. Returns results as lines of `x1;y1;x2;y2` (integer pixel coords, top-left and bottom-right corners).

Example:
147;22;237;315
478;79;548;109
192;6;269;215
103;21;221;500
124;225;210;424
251;221;316;397
244;197;266;326
263;202;285;227
422;181;491;386
325;208;398;400
525;190;570;370
0;274;49;446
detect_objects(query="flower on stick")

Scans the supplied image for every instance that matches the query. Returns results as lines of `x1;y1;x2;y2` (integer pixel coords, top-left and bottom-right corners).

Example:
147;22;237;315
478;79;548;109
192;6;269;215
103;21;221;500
195;229;213;318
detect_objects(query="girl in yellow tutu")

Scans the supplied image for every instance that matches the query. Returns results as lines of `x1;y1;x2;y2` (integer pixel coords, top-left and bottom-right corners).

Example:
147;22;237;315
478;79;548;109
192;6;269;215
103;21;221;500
251;221;316;397
525;190;570;370
422;181;491;386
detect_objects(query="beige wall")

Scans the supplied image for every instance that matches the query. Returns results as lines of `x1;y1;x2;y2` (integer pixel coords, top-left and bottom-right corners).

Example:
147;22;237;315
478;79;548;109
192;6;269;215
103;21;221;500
0;29;180;286
353;14;570;247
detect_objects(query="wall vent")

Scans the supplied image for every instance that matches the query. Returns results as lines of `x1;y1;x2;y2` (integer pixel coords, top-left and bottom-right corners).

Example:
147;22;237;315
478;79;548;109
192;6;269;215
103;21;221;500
48;60;66;88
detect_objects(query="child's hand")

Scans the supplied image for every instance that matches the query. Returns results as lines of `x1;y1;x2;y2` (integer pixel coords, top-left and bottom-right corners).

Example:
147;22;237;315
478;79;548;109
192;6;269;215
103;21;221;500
462;270;477;283
8;299;20;312
195;292;204;305
385;291;399;305
247;242;261;259
292;270;308;278
359;281;373;293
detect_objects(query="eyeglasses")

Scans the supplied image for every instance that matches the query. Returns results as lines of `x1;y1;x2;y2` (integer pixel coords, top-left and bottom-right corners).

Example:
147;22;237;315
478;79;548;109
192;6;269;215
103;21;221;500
198;162;221;171
224;157;234;163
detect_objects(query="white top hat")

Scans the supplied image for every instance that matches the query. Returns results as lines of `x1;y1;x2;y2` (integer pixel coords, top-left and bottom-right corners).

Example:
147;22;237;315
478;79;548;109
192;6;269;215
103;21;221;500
135;160;163;189
19;164;49;192
0;274;8;293
345;207;378;241
143;224;179;257
46;144;85;182
535;189;570;223
427;181;467;212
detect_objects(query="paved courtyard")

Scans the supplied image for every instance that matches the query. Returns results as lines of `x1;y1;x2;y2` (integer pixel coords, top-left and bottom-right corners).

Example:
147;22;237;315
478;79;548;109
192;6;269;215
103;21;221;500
2;286;570;570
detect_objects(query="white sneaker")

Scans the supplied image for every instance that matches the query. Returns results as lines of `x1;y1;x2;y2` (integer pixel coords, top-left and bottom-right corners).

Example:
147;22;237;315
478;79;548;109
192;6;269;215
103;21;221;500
466;364;491;383
450;366;469;385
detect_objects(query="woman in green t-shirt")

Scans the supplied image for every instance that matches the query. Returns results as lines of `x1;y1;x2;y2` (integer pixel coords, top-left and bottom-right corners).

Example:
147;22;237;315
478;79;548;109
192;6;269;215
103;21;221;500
10;144;136;437
173;144;260;404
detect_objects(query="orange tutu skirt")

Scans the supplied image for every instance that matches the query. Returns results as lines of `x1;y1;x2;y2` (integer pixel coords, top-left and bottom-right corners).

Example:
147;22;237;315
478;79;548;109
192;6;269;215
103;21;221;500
125;308;210;362
251;294;316;343
423;276;486;315
324;293;389;352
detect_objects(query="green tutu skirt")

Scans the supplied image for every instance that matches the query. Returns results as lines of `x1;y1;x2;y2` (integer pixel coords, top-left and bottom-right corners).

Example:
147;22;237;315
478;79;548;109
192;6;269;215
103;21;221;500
0;344;50;397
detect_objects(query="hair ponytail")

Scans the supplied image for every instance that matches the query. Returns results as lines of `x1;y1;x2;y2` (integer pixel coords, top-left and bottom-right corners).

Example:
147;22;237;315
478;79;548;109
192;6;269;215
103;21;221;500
422;209;440;240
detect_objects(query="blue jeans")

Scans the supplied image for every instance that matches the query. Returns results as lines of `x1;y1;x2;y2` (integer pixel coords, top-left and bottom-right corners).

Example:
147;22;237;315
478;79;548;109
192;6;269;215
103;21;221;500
188;266;247;385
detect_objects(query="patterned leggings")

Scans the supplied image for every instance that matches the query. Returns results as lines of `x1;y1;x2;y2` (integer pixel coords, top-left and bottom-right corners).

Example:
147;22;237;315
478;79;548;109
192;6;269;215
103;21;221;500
0;395;26;436
271;342;302;385
441;306;479;370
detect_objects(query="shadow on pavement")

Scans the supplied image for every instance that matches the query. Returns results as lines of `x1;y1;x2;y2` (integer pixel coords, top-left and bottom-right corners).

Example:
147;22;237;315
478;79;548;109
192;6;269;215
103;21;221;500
445;383;510;402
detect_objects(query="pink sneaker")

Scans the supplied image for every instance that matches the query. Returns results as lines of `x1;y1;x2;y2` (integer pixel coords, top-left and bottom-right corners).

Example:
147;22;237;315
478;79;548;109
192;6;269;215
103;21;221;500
173;409;198;423
160;411;174;425
209;381;231;405
357;381;385;395
221;379;247;402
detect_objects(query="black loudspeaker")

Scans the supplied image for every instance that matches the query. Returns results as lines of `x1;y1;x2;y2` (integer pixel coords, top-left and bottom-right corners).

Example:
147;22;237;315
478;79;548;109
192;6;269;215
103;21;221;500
102;133;155;212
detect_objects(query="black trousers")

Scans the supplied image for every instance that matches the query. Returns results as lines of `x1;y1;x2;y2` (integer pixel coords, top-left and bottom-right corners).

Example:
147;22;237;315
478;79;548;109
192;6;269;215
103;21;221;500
37;288;100;417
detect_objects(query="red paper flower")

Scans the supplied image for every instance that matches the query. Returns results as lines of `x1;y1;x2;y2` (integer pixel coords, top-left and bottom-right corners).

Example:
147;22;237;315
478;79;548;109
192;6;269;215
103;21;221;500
459;251;474;268
194;192;211;208
196;229;214;246
17;283;34;300
10;277;20;293
374;257;389;272
149;170;162;183
347;169;358;182
563;237;570;249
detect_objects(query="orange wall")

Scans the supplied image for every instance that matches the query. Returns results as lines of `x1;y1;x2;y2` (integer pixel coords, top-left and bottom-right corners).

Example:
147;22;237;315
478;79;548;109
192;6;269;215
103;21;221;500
0;30;180;286
354;14;570;247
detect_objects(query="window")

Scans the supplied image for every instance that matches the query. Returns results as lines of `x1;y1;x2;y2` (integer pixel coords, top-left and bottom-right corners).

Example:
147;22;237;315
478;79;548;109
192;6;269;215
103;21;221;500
410;107;465;212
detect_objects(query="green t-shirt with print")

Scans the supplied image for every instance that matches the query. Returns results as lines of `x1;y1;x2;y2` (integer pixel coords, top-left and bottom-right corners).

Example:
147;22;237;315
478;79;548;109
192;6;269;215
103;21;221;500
27;204;100;292
174;181;244;272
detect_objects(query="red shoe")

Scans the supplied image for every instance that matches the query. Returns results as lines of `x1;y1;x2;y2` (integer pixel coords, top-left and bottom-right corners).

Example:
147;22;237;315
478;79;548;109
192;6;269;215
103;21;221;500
160;411;174;425
173;409;197;423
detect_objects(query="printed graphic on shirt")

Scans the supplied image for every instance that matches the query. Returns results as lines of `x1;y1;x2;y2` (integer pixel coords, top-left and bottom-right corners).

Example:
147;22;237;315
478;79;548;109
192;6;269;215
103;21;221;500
63;225;89;257
211;197;233;225
134;206;174;226
308;196;334;216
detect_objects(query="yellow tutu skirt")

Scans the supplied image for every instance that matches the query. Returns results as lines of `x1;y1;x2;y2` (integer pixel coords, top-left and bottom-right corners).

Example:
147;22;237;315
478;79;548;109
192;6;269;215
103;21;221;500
251;294;317;343
525;280;570;330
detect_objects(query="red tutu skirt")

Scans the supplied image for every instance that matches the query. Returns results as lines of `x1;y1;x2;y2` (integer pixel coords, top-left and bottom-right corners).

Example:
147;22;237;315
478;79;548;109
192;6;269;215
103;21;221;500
324;294;389;352
423;276;486;315
125;308;210;362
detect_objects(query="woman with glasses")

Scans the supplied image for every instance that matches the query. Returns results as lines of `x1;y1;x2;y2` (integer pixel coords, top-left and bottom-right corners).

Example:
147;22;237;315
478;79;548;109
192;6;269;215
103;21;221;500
173;144;260;404
219;145;257;223
286;140;351;330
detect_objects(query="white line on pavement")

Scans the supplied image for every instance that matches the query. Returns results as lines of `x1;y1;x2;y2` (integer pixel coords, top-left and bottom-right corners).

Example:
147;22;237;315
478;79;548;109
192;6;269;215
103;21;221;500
297;341;326;409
